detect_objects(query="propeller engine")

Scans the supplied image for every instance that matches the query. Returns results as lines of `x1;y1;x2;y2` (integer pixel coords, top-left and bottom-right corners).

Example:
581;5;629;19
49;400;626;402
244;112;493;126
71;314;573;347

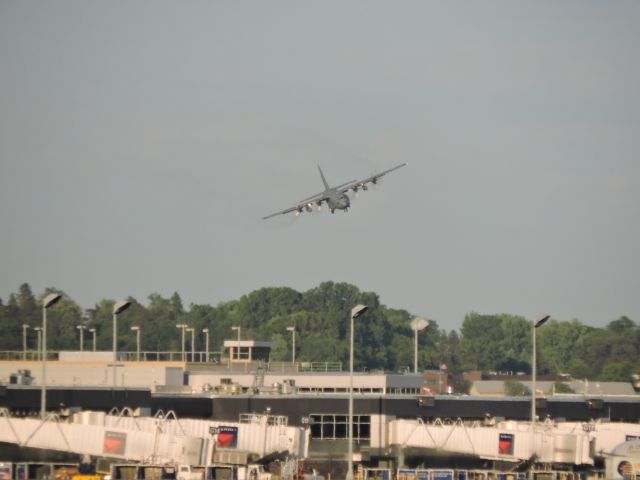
305;203;313;212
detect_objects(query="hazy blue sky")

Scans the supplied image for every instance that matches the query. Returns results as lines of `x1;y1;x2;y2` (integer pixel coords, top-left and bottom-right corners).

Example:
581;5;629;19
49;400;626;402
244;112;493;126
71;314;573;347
1;2;638;330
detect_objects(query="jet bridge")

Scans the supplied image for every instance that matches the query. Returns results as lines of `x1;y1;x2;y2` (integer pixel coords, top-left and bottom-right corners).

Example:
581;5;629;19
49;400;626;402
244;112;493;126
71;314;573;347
389;418;593;465
0;407;306;465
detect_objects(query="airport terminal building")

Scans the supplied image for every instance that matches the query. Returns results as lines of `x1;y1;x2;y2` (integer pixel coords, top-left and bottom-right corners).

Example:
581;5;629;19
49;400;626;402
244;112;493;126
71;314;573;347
2;342;640;478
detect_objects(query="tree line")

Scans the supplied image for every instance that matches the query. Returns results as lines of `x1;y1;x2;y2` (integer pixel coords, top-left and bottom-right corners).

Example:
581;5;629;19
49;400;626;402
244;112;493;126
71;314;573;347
0;282;637;384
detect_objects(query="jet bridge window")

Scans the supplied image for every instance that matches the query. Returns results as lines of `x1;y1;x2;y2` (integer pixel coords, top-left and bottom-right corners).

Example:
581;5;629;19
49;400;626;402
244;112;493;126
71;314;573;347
309;414;370;441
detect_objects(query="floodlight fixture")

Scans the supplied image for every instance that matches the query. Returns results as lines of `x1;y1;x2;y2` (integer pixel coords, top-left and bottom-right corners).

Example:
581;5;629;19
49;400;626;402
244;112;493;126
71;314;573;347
534;315;550;329
43;293;62;309
113;300;132;315
350;304;368;319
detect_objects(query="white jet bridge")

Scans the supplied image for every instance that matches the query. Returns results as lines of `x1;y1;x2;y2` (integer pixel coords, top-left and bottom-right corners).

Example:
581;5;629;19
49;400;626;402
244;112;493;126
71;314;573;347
389;417;640;466
0;408;307;466
389;418;594;465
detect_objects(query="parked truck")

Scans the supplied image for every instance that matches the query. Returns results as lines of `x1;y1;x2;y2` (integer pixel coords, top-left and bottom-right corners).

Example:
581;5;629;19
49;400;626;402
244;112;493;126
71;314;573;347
236;465;271;480
177;464;272;480
177;465;206;480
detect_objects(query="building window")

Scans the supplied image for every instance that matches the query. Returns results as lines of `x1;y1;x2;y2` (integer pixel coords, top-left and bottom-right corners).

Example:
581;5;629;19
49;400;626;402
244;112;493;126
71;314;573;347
309;414;371;441
388;387;419;395
231;347;250;361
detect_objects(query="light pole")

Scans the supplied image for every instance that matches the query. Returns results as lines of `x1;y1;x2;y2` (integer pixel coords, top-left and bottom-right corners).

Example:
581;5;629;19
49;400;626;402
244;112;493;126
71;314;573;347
34;327;42;361
112;300;132;387
22;324;30;360
202;328;210;363
187;328;195;362
131;326;141;361
76;325;86;353
410;317;429;374
89;328;96;352
231;326;241;361
347;304;368;480
531;314;550;468
176;324;187;361
41;293;62;419
286;326;296;364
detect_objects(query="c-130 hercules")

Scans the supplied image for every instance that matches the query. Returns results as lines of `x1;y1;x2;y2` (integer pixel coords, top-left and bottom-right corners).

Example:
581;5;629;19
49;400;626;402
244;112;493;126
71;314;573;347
262;163;407;220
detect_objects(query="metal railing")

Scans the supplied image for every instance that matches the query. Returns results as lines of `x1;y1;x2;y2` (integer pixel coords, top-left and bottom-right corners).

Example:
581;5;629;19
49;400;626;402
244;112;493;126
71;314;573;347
240;412;288;425
0;351;56;361
119;351;223;363
0;351;342;371
0;350;222;363
266;361;342;372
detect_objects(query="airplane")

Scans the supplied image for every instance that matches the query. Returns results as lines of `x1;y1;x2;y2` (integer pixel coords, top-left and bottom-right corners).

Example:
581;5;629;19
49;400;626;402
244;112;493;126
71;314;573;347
262;163;407;220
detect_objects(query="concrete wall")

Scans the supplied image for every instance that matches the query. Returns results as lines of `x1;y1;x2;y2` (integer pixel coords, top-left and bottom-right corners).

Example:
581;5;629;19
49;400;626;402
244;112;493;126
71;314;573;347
59;352;115;361
0;361;184;388
370;414;392;449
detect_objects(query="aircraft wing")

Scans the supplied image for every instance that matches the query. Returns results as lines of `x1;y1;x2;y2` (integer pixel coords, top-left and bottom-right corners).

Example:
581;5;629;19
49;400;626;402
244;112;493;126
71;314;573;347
262;192;329;220
298;189;333;204
338;163;408;193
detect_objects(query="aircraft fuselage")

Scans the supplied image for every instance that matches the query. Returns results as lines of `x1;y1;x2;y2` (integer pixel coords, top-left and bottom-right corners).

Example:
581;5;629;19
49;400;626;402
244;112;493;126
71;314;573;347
327;191;350;212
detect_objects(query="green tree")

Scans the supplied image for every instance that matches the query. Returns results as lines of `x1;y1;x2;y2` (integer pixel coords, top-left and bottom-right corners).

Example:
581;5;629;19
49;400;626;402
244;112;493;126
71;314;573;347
0;294;20;349
575;329;618;378
439;330;462;374
170;292;184;316
236;287;302;334
567;358;591;379
451;376;471;394
390;334;413;371
184;303;229;356
537;319;589;375
3;281;638;380
18;283;38;321
299;332;346;364
496;315;530;372
12;284;40;349
607;316;636;334
459;313;505;371
504;379;530;396
146;293;181;351
553;382;574;394
600;362;634;382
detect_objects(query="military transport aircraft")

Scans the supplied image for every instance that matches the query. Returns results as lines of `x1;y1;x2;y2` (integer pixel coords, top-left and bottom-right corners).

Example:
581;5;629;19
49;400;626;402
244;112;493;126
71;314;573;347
262;163;407;220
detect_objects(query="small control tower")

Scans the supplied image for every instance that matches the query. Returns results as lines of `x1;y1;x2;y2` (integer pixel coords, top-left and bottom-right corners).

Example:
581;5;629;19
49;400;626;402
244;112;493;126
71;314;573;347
223;340;275;364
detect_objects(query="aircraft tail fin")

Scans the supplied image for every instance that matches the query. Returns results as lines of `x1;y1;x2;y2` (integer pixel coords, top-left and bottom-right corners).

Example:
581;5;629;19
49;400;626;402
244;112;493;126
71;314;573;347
317;165;330;190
